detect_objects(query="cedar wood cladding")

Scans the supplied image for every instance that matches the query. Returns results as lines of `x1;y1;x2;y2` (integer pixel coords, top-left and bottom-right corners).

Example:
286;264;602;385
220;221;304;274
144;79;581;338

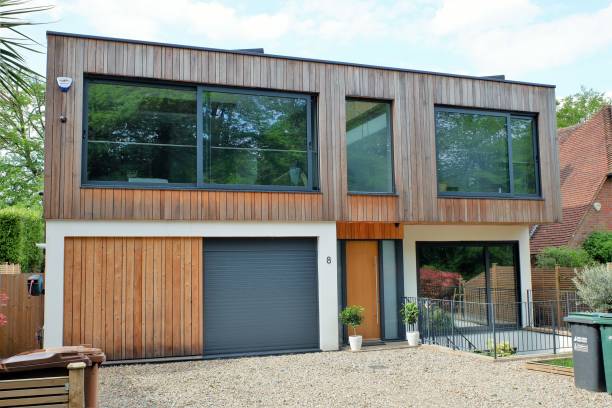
44;33;562;224
63;237;203;360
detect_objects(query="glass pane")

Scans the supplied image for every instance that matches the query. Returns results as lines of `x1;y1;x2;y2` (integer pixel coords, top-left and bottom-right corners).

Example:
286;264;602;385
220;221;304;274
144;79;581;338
511;117;537;195
88;142;196;183
488;245;518;326
418;245;486;302
87;82;197;183
346;100;393;192
436;111;509;194
204;90;310;187
381;241;399;339
208;148;308;187
488;245;518;303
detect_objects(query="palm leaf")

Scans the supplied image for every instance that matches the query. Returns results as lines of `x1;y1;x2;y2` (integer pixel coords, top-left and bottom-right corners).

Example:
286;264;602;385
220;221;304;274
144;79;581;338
0;0;52;98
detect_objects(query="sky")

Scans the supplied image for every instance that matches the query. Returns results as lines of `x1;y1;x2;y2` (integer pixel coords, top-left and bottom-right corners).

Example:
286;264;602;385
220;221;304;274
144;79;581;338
21;0;612;98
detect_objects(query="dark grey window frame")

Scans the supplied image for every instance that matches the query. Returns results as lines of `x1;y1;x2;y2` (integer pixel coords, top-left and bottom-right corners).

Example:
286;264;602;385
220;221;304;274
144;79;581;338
345;97;396;195
82;76;319;192
415;240;522;327
434;106;541;199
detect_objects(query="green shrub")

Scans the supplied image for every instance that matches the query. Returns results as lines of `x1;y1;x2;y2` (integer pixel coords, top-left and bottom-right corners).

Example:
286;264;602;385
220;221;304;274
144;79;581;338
582;231;612;264
0;207;43;272
535;246;593;268
339;305;364;336
573;264;612;312
485;339;516;357
400;302;419;326
20;209;44;272
431;306;452;330
0;208;25;265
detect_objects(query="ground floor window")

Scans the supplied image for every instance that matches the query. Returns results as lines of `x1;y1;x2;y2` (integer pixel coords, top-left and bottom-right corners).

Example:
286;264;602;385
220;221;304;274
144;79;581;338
416;242;519;305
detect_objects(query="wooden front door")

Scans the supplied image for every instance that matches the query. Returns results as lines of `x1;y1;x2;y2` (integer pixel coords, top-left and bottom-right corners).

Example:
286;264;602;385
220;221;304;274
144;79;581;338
345;241;380;340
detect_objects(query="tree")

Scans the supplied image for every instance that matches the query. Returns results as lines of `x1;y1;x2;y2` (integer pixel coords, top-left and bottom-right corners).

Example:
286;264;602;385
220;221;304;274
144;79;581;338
0;0;51;98
0;76;44;209
556;86;612;128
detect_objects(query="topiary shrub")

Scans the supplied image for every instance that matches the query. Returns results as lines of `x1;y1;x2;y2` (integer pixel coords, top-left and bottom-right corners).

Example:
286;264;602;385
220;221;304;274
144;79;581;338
0;207;44;272
400;302;419;326
339;305;364;336
582;231;612;264
535;246;593;268
573;264;612;312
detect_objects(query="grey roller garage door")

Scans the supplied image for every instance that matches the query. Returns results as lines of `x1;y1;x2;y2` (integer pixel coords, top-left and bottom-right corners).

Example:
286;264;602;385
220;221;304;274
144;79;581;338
204;238;319;355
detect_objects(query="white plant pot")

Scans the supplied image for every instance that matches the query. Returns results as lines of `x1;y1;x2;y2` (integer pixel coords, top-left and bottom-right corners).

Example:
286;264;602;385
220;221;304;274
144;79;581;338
406;331;419;346
348;335;363;351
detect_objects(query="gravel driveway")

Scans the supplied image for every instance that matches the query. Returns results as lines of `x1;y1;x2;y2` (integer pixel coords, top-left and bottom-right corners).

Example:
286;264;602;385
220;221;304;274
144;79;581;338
99;346;611;407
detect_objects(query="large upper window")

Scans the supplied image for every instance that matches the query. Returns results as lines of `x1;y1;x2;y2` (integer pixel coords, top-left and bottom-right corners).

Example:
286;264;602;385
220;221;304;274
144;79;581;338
346;99;393;193
84;79;316;190
435;107;539;197
87;81;197;184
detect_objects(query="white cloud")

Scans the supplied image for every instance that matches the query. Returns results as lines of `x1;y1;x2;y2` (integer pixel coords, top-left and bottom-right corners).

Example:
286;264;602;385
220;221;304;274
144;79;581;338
47;0;612;79
449;3;612;76
56;0;292;41
53;0;429;45
432;0;540;36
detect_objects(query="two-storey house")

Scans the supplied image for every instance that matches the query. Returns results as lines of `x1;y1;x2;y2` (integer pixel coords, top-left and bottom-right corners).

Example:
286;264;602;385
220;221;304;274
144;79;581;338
43;32;561;361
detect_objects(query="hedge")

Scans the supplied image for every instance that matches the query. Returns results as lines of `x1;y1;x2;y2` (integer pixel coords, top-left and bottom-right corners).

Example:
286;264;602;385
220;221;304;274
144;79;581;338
535;246;594;268
0;207;44;272
582;231;612;264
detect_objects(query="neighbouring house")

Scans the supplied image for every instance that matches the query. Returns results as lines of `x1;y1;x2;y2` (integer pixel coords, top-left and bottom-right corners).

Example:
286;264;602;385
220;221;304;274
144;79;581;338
530;105;612;259
43;32;561;361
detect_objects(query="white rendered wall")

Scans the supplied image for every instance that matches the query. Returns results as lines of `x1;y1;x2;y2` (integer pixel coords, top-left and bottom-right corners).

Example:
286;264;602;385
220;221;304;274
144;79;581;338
44;220;339;352
402;225;532;323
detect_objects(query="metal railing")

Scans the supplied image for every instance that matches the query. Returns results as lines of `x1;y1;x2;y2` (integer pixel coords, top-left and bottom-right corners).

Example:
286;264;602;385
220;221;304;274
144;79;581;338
403;296;586;358
527;289;588;331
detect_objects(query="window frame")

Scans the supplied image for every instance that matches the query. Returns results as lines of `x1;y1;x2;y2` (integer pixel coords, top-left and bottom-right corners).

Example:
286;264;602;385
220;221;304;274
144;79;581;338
345;97;395;195
434;106;541;199
415;240;522;309
82;76;318;192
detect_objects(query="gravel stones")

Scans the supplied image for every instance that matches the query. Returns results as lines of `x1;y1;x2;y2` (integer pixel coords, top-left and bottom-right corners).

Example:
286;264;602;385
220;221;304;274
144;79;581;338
98;347;612;407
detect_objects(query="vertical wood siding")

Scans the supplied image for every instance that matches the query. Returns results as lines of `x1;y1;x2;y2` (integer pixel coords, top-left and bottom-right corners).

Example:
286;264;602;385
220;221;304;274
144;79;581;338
63;237;203;361
0;273;44;358
44;34;561;224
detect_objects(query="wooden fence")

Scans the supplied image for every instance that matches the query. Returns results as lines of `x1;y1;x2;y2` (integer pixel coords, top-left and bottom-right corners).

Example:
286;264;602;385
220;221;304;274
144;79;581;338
0;273;44;358
0;264;20;275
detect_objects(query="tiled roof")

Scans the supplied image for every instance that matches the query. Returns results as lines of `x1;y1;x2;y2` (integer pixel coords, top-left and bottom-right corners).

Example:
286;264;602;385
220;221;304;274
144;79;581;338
531;106;612;253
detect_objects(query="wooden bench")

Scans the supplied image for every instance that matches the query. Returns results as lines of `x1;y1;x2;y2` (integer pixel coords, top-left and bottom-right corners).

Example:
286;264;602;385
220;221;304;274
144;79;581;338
0;362;85;407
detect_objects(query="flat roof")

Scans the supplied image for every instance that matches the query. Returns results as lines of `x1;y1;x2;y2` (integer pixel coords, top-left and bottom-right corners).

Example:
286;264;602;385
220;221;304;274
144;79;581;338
47;31;556;89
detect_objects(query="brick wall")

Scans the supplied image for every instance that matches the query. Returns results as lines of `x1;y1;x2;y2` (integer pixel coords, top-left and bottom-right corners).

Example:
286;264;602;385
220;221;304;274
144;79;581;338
569;177;612;247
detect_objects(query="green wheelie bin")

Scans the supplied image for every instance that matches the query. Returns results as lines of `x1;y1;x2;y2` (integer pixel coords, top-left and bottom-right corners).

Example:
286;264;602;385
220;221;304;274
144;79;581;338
594;314;612;394
564;313;606;392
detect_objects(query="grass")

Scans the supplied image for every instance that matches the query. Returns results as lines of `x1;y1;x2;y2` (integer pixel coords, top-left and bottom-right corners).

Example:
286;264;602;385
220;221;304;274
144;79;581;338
539;358;573;368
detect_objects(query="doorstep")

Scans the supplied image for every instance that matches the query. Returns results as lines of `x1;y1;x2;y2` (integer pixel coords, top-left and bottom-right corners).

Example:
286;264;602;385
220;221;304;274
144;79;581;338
341;342;420;352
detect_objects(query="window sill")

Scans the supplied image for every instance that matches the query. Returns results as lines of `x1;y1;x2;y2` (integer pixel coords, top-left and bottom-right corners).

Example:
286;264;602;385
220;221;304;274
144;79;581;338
348;192;399;197
81;183;322;194
437;194;543;201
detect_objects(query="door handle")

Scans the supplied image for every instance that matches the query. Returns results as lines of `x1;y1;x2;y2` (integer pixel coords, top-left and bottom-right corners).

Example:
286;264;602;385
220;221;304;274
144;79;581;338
374;256;379;324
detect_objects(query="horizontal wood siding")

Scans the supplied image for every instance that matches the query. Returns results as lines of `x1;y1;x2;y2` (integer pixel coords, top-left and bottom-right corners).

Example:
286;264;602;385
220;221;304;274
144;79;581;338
63;237;203;361
44;34;560;224
336;222;403;240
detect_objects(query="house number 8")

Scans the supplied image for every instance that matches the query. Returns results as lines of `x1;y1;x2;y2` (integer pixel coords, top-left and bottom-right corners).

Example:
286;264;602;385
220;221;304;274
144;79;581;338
326;256;332;264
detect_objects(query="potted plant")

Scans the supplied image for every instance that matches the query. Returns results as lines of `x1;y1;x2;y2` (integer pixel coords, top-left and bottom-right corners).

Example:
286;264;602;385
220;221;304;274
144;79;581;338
400;302;419;346
339;305;365;351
